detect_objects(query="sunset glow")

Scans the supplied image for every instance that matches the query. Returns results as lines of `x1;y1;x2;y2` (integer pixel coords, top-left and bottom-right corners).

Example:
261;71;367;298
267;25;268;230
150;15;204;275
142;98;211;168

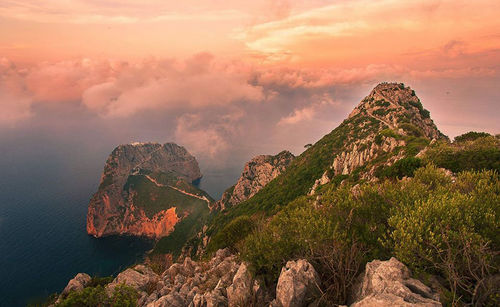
1;0;499;160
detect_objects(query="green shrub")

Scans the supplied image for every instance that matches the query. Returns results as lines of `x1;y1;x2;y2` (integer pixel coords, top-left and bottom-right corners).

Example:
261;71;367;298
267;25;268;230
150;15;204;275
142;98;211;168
109;284;139;307
207;215;256;254
373;108;388;116
56;283;138;307
379;128;400;139
419;108;430;119
57;286;108;307
238;164;498;305
388;169;499;304
424;136;500;173
377;157;422;179
454;131;491;143
399;123;423;137
241;197;333;282
87;276;114;288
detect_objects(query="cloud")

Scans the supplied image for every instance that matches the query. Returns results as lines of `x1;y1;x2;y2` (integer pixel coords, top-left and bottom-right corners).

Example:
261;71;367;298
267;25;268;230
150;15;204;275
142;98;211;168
81;55;264;117
278;93;338;125
0;58;33;125
174;110;244;159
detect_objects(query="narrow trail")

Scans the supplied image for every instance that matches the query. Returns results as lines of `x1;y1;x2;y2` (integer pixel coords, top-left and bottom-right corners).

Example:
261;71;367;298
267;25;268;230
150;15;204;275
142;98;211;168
144;175;211;205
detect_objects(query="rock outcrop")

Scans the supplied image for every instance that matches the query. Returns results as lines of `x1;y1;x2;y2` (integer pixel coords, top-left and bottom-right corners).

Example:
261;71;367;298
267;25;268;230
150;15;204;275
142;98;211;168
57;254;444;307
310;82;447;194
349;258;441;307
273;259;321;307
60;273;91;298
87;142;212;239
215;150;294;210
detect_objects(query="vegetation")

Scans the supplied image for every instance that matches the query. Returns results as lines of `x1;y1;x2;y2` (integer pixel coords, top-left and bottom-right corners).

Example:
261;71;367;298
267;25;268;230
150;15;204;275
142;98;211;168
375;156;422;179
424;136;500;173
56;283;138;307
206;215;256;254
454;131;491;143
236;166;499;305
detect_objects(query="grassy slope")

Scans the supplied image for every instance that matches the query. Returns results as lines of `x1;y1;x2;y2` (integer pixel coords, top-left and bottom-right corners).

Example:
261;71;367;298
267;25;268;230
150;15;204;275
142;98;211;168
205;115;363;240
123;171;213;256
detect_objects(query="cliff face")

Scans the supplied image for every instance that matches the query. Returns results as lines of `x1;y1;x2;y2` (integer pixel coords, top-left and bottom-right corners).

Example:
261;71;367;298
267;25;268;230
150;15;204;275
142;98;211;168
215;150;295;210
309;82;447;193
87;142;210;239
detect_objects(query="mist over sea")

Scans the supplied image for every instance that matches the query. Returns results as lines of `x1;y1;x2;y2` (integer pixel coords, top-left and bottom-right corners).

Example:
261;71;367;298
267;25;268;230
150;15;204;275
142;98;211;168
0;127;239;306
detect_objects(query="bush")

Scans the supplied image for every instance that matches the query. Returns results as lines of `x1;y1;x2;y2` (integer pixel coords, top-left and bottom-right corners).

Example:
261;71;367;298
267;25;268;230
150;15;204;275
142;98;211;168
388;169;499;304
239;164;498;305
57;286;108;307
399;123;423;137
311;240;366;305
454;131;491;143
56;283;138;307
377;157;422;179
241;197;333;283
424;136;500;173
207;215;257;254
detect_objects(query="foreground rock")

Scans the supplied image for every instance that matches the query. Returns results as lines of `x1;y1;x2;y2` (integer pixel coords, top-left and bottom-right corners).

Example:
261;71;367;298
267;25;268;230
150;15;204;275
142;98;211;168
60;273;91;298
349;257;441;307
106;264;160;295
272;259;321;307
57;254;445;307
87;142;212;239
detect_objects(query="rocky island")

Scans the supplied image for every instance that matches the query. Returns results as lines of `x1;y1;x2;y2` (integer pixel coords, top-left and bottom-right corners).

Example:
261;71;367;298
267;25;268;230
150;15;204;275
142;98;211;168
87;142;211;239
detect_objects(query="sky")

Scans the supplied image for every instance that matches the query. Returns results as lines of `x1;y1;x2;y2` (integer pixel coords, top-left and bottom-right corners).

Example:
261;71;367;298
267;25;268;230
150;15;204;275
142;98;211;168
0;0;499;172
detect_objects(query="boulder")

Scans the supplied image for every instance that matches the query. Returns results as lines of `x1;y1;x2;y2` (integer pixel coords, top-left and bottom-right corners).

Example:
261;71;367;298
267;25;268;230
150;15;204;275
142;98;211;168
61;273;91;296
227;263;253;306
107;264;159;293
275;259;320;307
147;292;186;307
349;257;441;306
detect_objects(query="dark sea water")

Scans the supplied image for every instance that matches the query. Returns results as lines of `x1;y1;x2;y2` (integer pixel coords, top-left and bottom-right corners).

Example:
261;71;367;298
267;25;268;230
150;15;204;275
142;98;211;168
0;132;238;307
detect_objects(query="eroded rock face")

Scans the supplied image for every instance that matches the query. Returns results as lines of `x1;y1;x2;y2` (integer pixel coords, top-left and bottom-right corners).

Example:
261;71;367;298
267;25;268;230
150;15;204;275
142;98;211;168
349;257;441;307
274;259;321;307
310;83;447;194
106;264;160;294
87;142;208;238
60;273;91;297
215;150;294;210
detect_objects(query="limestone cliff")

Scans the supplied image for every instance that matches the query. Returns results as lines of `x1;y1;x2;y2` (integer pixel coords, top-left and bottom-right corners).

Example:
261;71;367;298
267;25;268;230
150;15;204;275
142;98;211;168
87;142;212;239
309;82;447;194
215;150;295;210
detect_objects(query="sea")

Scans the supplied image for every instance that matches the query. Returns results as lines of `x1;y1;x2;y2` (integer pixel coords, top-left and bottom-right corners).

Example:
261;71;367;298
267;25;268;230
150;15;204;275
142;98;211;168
0;136;237;307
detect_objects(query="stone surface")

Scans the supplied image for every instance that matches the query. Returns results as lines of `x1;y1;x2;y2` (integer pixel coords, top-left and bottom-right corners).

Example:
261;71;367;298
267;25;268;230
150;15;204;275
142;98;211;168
215;150;294;210
349;257;441;307
107;264;160;294
275;259;321;307
60;273;91;297
87;142;210;239
226;263;253;307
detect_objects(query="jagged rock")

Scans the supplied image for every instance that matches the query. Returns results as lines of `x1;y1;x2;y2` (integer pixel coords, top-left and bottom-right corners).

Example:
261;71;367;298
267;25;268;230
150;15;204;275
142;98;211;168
147;292;186;307
349;257;441;306
275;259;321;307
87;142;212;239
60;273;91;297
226;263;253;307
215;151;294;210
310;83;447;193
107;264;159;294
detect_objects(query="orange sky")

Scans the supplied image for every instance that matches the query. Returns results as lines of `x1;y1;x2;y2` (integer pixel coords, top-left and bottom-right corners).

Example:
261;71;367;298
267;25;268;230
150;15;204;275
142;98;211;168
0;0;499;159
